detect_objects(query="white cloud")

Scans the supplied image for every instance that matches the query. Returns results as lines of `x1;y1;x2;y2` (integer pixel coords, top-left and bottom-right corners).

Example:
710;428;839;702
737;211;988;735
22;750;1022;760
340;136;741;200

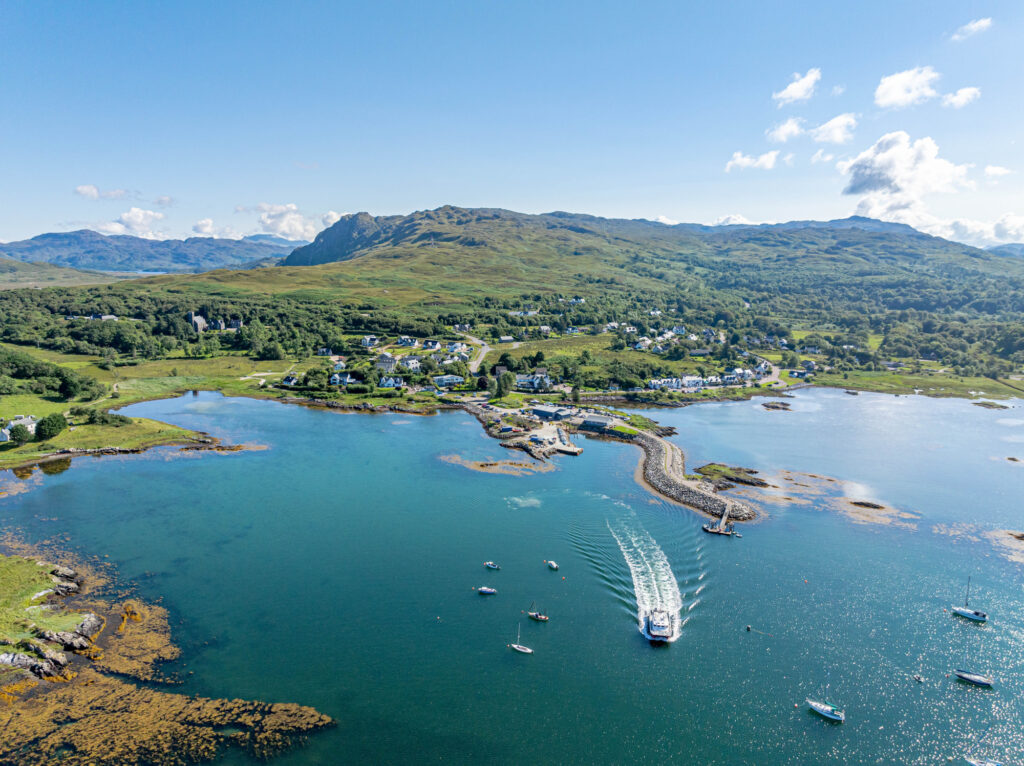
811;149;834;164
654;215;679;225
772;68;821;106
97;207;165;239
154;195;175;207
835;131;1024;247
831;85;846;96
713;214;755;226
725;150;780;172
236;203;338;241
874;66;940;108
810;113;858;144
941;86;980;109
952;17;992;41
190;218;243;239
984;165;1012;178
783;153;795;166
75;184;127;201
192;218;216;236
766;117;804;143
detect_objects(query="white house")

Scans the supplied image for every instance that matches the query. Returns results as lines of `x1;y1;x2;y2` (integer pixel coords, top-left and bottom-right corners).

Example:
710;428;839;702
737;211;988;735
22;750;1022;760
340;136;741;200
330;372;357;385
333;360;347;371
634;337;652;350
446;341;468;353
361;335;378;348
396;336;419;348
379;376;403;389
432;374;464;388
282;375;299;387
515;372;551;391
423;340;441;350
401;357;422;372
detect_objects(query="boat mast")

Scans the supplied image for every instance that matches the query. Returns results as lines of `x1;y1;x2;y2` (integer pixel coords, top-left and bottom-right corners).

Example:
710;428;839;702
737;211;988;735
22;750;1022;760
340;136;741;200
965;576;971;607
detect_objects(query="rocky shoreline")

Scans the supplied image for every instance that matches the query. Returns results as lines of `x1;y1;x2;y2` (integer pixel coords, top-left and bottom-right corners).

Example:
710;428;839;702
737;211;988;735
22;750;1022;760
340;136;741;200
0;545;333;764
632;432;756;521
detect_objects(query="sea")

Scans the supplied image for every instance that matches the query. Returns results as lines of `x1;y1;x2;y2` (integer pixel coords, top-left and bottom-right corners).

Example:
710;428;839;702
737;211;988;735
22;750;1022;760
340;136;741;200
2;388;1022;765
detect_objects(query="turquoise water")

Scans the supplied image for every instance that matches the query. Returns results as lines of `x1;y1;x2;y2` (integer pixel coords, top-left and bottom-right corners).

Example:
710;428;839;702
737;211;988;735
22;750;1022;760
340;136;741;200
2;389;1023;765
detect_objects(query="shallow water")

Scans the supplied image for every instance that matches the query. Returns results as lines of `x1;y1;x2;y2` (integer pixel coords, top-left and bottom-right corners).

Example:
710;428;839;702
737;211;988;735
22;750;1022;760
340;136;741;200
2;389;1023;765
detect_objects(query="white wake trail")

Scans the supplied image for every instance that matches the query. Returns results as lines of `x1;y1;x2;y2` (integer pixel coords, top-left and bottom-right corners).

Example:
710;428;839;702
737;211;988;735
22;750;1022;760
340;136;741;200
607;518;683;641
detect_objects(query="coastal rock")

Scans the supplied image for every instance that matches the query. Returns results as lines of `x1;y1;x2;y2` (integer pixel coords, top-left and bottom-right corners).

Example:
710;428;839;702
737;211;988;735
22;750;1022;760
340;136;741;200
40;630;90;651
51;565;79;581
0;652;62;679
51;578;79;596
75;613;104;639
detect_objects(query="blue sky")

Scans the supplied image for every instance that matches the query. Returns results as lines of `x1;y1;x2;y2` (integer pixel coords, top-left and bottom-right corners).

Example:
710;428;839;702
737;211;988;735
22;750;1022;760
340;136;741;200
1;1;1021;245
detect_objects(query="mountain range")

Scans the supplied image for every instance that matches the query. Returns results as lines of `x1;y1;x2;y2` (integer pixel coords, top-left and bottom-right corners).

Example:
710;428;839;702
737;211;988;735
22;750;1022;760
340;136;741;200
0;230;308;273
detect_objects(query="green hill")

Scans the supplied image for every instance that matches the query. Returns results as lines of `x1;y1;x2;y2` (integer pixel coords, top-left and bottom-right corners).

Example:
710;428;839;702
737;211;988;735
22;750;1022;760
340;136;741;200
0;257;131;289
138;205;1024;317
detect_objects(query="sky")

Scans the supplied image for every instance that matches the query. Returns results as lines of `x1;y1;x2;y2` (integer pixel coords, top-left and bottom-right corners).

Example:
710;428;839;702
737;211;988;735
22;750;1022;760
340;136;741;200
1;1;1022;247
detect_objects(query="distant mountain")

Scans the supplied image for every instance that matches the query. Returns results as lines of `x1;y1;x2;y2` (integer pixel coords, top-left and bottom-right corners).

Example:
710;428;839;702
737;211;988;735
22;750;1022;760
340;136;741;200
0;230;304;273
987;243;1024;258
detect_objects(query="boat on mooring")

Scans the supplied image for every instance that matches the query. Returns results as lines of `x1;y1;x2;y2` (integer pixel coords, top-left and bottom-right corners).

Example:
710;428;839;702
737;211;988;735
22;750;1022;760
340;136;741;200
546;560;559;571
806;698;845;722
477;586;497;595
952;576;988;622
527;601;549;622
953;669;994;687
510;623;533;654
807;672;845;722
484;561;500;570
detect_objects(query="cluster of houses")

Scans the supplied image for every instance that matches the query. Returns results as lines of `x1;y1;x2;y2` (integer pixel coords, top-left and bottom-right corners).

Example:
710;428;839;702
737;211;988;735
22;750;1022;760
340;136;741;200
0;415;36;442
648;361;771;391
187;311;244;333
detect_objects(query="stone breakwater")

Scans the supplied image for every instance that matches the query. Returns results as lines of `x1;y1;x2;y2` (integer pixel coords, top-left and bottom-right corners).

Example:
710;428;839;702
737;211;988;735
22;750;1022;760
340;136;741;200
634;432;756;521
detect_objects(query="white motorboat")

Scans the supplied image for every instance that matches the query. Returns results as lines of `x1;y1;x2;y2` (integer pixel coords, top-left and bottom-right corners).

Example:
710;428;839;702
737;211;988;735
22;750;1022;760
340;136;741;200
546;560;559;571
484;561;500;570
477;586;497;595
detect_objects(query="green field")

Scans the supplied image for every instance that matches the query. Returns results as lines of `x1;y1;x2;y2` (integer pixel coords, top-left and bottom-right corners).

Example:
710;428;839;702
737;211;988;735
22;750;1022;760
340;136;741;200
0;554;84;647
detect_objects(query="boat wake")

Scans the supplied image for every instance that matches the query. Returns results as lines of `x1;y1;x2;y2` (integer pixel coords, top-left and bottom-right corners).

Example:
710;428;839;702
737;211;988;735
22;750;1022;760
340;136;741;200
607;518;683;642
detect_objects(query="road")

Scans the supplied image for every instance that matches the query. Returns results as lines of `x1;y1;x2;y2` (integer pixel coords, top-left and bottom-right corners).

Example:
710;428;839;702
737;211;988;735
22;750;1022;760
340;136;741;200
460;333;492;373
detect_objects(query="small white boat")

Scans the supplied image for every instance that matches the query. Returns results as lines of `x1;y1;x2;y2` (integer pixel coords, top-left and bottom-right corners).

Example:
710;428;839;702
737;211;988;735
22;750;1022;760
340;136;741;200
477;586;497;595
483;561;500;570
546;560;559;571
965;759;1003;766
954;669;994;687
952;577;988;622
806;698;845;722
510;623;533;654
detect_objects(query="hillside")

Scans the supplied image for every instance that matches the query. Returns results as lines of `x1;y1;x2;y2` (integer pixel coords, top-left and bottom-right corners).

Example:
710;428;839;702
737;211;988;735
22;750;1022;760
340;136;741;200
0;256;132;289
988;243;1024;258
137;205;1024;317
0;230;305;273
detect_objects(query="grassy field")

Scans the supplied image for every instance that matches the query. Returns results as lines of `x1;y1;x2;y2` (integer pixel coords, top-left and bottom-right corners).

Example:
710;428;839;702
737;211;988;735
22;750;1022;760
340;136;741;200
812;369;1023;398
0;554;84;646
0;418;202;469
